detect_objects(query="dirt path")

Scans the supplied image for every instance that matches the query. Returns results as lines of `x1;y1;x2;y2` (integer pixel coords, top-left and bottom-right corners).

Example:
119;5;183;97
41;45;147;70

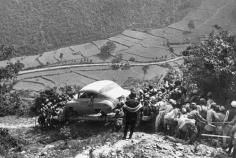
0;123;36;129
18;57;184;75
0;116;37;129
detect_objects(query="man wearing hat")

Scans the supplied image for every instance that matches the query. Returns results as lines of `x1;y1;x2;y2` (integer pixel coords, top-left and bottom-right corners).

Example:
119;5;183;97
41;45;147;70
224;101;236;123
123;91;142;139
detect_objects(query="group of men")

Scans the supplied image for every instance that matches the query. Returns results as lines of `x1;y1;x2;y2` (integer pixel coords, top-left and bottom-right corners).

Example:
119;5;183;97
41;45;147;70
118;80;236;155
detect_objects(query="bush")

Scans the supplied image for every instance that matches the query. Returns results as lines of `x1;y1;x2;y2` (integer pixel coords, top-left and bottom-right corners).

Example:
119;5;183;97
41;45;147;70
0;45;16;61
129;57;136;62
33;85;80;128
188;20;195;31
0;61;24;116
0;128;27;156
98;41;116;60
59;126;72;140
111;54;123;70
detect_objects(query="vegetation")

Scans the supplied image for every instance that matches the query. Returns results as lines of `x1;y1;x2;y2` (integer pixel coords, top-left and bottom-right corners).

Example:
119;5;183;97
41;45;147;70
188;20;195;31
98;41;116;60
182;26;236;105
33;86;80;128
0;45;16;61
0;0;200;57
142;65;150;80
0;128;27;156
0;48;24;116
129;57;136;62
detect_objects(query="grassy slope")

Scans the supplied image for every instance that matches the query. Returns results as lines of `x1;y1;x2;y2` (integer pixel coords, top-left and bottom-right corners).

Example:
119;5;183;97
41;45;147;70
0;0;200;56
193;0;236;35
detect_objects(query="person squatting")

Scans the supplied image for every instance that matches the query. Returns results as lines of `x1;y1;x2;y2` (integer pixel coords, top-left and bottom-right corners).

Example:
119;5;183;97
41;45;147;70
115;80;236;156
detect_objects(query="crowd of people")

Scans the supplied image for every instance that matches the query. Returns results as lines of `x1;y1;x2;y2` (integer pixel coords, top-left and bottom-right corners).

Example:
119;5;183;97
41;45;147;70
119;79;236;156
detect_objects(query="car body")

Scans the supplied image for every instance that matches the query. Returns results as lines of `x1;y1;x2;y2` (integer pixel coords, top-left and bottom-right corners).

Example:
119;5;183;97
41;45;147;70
65;80;130;116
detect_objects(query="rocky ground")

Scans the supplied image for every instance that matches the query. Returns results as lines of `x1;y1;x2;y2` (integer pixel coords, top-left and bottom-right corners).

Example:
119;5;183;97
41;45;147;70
0;116;231;158
77;132;229;158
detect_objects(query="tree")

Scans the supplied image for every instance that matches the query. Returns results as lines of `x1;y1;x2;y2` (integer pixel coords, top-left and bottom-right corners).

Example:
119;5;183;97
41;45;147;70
111;54;123;70
59;53;64;61
129;57;135;62
0;45;16;61
188;20;195;31
98;41;116;60
142;65;149;80
0;61;24;116
182;27;236;105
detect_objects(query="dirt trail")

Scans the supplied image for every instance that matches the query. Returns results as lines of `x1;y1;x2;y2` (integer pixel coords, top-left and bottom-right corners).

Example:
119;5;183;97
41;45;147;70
0;123;36;129
76;132;228;158
0;116;37;129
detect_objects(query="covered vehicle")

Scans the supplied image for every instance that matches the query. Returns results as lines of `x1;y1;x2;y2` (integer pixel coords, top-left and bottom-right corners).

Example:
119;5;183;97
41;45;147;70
65;80;130;116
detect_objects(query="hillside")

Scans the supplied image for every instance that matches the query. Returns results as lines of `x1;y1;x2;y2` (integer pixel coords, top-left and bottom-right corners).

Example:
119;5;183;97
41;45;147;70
0;0;230;96
0;117;229;158
0;0;200;56
0;0;235;98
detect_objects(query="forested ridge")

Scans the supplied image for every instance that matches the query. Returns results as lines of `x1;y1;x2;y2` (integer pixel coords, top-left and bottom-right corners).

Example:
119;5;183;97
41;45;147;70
0;0;200;56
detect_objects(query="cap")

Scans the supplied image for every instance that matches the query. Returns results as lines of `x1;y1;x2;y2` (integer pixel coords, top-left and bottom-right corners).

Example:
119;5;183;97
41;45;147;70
231;101;236;108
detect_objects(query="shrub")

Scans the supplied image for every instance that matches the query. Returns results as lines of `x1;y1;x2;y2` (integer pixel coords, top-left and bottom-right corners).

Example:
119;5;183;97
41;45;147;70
59;126;72;141
98;41;116;60
0;61;24;116
129;57;136;62
0;128;27;156
33;85;80;128
188;20;195;31
111;54;123;70
0;45;16;61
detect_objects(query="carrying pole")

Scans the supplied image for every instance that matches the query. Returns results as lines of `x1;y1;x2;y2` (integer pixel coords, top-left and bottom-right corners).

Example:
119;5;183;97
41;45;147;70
201;134;235;139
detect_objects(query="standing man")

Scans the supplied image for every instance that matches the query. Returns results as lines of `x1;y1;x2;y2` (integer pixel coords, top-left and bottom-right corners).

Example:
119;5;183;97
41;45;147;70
222;101;236;153
123;90;142;139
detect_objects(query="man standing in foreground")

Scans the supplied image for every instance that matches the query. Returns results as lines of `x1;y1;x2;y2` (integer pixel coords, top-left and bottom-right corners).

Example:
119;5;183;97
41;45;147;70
123;91;142;139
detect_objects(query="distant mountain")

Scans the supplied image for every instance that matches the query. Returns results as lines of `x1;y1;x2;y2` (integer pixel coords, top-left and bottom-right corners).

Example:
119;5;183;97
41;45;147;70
0;0;200;56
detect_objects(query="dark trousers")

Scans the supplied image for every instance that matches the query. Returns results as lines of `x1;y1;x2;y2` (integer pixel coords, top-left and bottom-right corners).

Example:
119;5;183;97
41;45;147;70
123;119;136;139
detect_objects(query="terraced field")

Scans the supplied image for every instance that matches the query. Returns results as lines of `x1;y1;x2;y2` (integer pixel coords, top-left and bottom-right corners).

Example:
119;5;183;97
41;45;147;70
1;0;235;97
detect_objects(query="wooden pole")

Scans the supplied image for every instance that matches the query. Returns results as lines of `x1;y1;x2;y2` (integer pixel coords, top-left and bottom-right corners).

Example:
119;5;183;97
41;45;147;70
201;134;235;139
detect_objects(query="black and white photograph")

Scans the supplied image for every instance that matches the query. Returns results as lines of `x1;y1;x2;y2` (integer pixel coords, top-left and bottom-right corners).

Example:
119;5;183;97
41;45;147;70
0;0;236;157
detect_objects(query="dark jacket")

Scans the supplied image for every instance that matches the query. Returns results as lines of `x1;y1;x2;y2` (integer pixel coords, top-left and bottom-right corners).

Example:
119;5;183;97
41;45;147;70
228;108;236;122
123;98;140;122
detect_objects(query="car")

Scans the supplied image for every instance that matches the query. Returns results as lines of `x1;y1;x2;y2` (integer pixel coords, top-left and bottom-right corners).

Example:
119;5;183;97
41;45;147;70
65;80;130;116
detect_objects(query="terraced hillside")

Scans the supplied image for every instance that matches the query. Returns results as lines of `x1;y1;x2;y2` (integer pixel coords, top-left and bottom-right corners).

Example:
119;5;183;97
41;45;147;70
0;0;200;56
1;0;236;98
